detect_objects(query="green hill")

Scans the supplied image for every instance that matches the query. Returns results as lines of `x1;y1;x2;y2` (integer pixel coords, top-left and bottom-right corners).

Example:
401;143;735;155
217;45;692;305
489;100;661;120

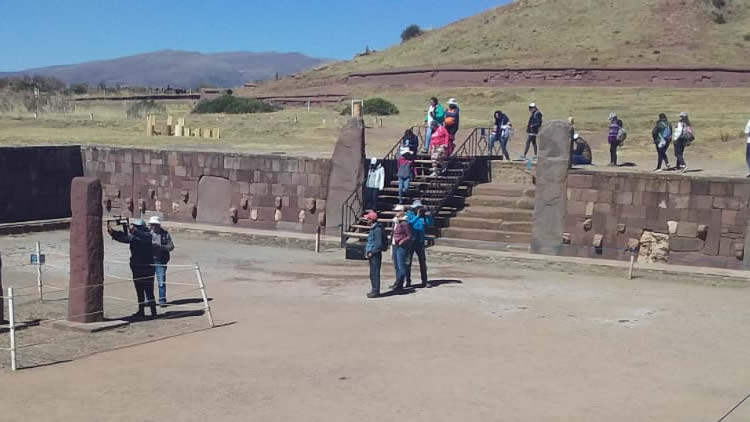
286;0;750;87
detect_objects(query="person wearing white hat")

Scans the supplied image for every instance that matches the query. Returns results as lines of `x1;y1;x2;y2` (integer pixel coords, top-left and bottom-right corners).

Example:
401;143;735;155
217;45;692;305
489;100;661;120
444;98;460;140
108;217;157;318
364;157;385;210
523;103;543;160
672;111;693;172
149;216;175;306
389;204;412;291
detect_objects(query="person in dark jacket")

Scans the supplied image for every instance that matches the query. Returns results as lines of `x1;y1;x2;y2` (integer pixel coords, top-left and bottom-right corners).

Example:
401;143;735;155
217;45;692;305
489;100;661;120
444;99;460;141
149;216;175;306
607;112;624;166
364;211;385;298
401;129;419;155
523;103;543;159
109;218;157;318
405;200;433;288
651;113;672;172
490;110;511;160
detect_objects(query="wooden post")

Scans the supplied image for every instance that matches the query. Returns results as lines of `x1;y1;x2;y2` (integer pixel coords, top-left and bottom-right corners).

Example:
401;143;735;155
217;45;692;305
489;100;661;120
195;264;215;328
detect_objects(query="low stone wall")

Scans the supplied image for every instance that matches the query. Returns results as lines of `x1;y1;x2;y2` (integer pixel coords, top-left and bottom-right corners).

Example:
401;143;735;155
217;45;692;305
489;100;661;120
0;146;83;224
82;147;332;233
563;170;750;269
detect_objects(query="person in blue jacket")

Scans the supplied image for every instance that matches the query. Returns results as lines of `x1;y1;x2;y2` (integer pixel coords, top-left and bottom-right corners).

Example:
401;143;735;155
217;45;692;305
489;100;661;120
364;211;385;298
405;200;433;288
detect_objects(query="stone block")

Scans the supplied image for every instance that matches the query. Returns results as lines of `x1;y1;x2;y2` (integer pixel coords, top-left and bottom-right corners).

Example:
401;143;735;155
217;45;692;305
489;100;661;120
733;183;750;201
614;191;633;205
676;222;698;238
567;174;593;188
721;210;738;226
713;196;740;210
689;195;713;210
666;180;681;194
679;180;692;194
593;203;611;215
719;237;737;257
710;182;732;197
670;236;704;252
645;179;667;193
597;190;613;203
621;205;645;219
567;200;586;215
667;194;690;209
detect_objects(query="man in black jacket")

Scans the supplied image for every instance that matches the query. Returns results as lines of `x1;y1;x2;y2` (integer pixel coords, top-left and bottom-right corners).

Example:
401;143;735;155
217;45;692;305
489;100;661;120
523;103;543;159
109;218;157;318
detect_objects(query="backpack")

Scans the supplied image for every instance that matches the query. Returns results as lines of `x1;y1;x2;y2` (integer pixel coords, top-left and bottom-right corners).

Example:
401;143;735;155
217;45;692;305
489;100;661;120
616;127;627;144
684;126;695;144
663;124;672;141
397;161;412;179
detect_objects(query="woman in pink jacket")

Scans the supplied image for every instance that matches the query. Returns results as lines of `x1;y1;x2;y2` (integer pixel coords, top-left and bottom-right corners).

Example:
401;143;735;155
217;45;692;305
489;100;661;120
428;121;451;176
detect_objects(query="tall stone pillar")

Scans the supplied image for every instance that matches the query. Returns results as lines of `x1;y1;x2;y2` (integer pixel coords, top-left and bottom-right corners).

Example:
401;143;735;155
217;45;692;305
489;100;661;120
68;177;104;323
324;118;365;235
531;121;571;256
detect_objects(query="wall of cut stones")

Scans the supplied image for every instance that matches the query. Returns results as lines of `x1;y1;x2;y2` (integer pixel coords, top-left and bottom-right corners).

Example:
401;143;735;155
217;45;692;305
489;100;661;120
82;147;331;233
0;146;83;224
563;171;750;269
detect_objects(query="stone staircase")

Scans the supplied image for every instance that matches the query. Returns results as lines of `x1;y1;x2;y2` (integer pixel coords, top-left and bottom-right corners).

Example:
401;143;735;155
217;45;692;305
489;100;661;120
438;180;536;251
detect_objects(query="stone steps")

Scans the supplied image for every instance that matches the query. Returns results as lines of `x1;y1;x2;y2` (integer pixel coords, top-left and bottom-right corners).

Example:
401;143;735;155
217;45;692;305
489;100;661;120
457;206;533;222
464;194;534;210
439;227;532;244
472;183;535;198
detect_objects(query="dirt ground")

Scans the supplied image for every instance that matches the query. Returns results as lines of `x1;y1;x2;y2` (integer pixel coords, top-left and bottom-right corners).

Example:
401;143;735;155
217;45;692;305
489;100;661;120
1;230;750;421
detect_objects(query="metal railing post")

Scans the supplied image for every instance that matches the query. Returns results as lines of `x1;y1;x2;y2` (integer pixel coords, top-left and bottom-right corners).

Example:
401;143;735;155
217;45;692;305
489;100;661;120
36;241;43;303
194;264;215;328
8;287;17;371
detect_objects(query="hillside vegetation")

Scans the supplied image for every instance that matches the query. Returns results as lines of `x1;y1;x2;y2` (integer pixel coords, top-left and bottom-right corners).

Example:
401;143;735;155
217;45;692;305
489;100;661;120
294;0;750;85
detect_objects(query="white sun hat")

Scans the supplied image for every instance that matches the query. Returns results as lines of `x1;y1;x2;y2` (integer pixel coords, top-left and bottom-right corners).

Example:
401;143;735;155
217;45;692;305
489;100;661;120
148;216;162;225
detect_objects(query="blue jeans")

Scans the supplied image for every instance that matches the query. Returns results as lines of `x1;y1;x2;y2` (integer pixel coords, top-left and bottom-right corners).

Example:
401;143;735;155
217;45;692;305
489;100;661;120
392;245;408;288
571;155;591;165
398;176;410;204
424;126;433;151
154;264;167;304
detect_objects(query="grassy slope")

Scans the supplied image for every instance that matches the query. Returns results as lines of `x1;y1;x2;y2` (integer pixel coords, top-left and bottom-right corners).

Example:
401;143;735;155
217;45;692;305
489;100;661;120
280;0;750;88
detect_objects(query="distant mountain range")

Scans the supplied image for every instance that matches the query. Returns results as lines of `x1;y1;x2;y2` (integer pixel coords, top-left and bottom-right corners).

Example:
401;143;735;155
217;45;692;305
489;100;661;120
0;50;329;88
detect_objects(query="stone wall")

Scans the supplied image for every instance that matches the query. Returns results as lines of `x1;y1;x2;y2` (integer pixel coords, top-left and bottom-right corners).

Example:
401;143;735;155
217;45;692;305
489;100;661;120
0;146;83;224
82;147;331;233
563;170;750;269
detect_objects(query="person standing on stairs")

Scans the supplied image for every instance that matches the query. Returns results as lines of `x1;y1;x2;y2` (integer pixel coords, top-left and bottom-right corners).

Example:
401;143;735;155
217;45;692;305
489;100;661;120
428;120;452;177
364;157;384;210
405;200;433;288
423;97;445;153
401;128;419;155
389;205;412;292
522;103;543;160
364;211;386;299
444;98;460;142
397;147;416;204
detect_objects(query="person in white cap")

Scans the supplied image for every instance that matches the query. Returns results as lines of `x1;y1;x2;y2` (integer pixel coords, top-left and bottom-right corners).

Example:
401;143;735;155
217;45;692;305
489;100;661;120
672;111;694;172
149;216;175;306
108;218;157;318
523;103;543;160
444;98;460;140
364;157;385;210
389;204;411;292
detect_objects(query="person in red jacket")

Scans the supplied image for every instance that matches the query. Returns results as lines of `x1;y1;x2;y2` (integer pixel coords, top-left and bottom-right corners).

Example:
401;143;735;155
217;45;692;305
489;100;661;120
428;120;451;177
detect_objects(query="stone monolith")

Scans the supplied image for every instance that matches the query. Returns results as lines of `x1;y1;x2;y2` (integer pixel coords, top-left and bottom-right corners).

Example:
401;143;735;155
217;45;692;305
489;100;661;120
530;120;571;256
324;118;365;235
68;177;104;323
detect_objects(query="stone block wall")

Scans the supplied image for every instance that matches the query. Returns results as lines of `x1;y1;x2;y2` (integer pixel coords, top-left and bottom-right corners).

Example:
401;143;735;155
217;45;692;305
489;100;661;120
0;146;83;224
562;170;750;269
82;147;332;233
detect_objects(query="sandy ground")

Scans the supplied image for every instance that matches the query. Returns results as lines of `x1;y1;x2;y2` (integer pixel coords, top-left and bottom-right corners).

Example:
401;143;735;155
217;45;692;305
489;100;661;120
1;231;750;421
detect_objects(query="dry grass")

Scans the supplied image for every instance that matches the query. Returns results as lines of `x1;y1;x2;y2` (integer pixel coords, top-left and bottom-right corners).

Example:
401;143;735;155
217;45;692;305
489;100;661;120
1;86;749;173
285;0;750;87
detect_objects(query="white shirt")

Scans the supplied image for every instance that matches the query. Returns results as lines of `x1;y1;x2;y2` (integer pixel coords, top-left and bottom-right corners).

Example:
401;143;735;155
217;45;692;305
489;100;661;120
745;119;750;144
426;105;435;125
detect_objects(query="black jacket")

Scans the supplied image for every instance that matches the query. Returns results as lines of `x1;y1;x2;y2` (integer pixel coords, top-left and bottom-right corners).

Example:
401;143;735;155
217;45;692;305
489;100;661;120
527;110;543;135
112;226;155;273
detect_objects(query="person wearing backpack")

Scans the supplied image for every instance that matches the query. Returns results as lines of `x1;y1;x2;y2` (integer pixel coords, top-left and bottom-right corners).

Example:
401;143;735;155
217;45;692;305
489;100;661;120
673;111;693;173
745;117;750;177
397;147;415;204
523;103;543;160
444;98;460;141
652;113;672;172
490;110;511;160
607;112;625;166
401;128;419;155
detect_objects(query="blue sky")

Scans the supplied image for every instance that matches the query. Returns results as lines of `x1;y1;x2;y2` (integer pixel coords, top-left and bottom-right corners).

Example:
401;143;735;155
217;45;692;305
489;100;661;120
0;0;508;72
